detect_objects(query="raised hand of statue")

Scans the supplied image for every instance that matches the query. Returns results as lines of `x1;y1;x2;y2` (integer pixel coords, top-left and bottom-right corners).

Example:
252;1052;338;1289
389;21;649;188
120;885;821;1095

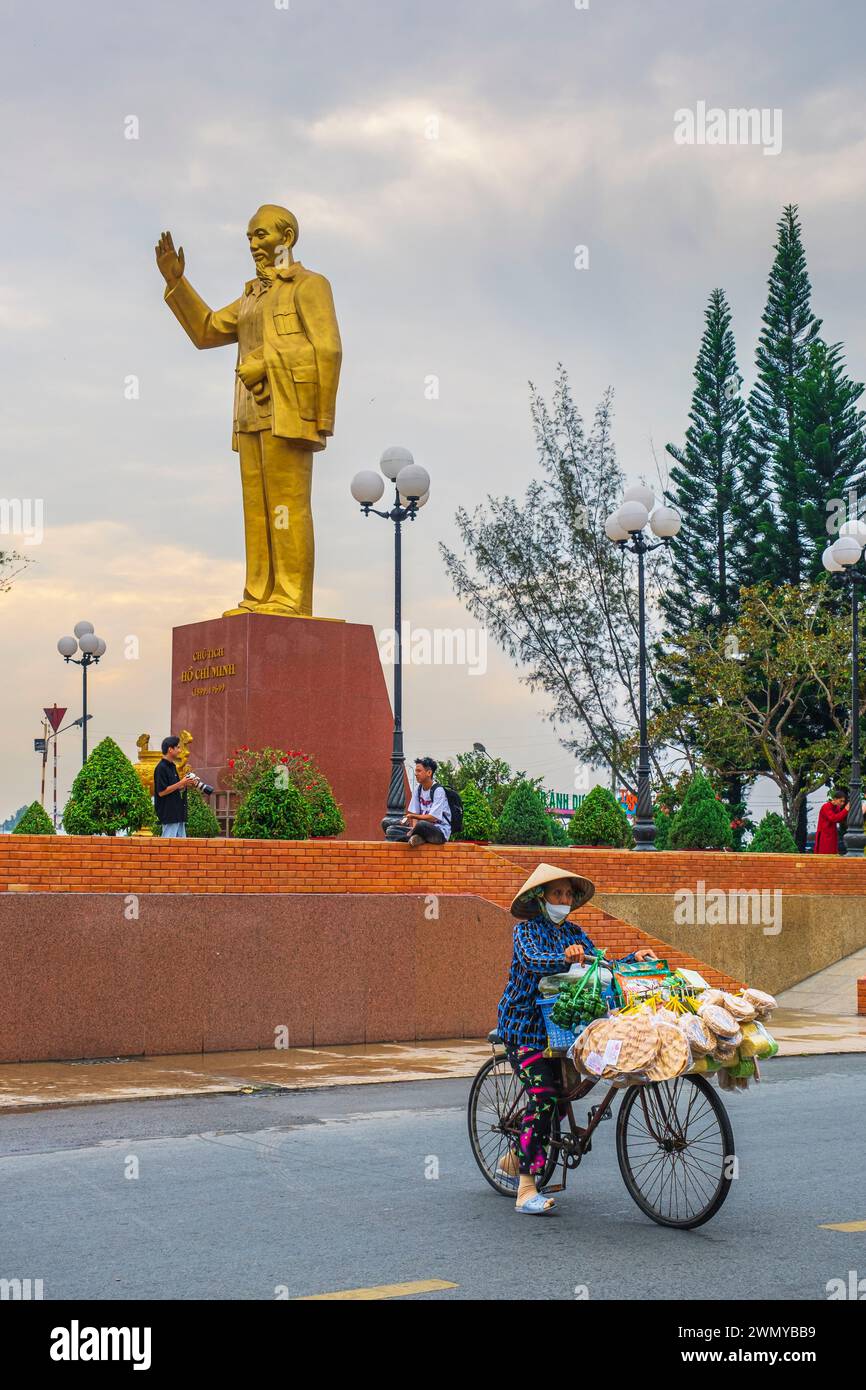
155;230;185;288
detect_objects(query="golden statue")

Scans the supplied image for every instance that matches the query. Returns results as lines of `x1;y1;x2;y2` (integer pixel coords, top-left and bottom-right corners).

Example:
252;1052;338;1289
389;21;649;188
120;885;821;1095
155;206;342;618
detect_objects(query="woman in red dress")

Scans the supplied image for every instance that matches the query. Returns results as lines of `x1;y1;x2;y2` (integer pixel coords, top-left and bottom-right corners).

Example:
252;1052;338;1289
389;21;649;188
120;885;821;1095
814;789;849;854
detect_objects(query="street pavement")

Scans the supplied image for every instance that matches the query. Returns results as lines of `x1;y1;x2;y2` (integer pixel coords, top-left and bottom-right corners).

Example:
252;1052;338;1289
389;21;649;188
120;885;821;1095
1;1055;864;1301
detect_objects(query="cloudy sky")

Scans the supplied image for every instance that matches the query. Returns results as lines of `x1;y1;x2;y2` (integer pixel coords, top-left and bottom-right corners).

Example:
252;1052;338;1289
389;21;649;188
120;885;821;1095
3;0;866;821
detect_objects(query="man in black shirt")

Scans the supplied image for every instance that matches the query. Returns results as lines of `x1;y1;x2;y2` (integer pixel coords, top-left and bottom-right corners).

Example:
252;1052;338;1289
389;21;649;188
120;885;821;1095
153;735;194;837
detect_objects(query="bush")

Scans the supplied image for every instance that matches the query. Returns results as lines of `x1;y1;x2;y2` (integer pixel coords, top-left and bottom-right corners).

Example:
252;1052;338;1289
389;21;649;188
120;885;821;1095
13;801;55;835
232;771;312;840
653;806;672;851
747;812;798;853
226;746;344;838
567;785;632;847
496;781;553;846
455;781;498;842
667;772;733;850
63;737;155;836
186;787;222;838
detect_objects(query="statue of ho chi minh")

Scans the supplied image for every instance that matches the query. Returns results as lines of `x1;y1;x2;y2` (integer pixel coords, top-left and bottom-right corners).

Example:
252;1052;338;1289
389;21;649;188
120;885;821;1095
155;205;342;618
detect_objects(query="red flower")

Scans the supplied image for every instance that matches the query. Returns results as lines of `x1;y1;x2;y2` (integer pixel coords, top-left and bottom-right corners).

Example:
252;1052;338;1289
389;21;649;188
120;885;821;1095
228;759;235;768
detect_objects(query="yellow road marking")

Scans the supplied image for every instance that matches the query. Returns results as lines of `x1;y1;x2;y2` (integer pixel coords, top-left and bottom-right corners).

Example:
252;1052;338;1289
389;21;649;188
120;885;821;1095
819;1220;866;1232
296;1279;457;1301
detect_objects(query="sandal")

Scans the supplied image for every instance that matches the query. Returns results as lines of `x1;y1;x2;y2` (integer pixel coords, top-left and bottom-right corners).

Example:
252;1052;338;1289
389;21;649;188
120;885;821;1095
515;1193;557;1215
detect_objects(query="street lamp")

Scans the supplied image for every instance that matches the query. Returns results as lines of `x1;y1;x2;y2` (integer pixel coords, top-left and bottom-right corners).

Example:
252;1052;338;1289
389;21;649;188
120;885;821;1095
56;621;107;766
605;485;681;851
350;447;431;839
821;522;866;856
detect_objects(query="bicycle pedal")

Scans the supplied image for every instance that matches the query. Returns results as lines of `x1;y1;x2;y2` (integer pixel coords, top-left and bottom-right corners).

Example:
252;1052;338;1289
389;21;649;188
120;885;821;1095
588;1104;612;1123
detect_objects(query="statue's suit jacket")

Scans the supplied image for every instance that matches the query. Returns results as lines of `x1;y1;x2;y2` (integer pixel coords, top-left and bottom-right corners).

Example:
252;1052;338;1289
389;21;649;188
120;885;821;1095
164;261;342;453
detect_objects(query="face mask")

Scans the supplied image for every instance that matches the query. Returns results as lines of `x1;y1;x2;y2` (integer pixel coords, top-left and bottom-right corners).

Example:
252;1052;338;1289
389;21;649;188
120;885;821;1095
545;902;571;924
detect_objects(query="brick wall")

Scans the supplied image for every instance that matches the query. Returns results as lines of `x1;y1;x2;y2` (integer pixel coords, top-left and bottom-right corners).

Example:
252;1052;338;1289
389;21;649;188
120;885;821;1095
0;836;742;991
492;845;866;893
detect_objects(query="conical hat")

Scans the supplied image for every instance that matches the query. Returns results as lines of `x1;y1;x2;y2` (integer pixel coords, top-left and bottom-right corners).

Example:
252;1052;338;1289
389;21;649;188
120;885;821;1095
510;862;595;919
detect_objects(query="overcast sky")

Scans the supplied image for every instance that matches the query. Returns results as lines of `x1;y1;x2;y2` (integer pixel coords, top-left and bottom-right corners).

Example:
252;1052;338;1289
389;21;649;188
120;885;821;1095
3;0;866;822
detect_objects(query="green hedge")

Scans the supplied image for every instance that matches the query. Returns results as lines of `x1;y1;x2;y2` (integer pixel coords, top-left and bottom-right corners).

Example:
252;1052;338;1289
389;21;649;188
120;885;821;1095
567;786;632;847
63;737;154;836
747;811;798;853
496;781;552;846
12;801;55;835
667;772;733;851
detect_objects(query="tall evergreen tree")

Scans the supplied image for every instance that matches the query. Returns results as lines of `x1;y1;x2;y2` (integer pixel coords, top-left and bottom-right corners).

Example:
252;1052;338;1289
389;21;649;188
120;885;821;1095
746;204;821;585
798;339;866;579
664;288;752;633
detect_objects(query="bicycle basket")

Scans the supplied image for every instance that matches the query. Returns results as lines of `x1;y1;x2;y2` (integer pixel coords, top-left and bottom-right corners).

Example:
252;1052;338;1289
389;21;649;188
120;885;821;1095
539;995;585;1052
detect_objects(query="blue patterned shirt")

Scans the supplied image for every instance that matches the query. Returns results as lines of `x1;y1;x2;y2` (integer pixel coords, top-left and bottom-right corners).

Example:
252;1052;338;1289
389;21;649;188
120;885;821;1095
497;914;636;1049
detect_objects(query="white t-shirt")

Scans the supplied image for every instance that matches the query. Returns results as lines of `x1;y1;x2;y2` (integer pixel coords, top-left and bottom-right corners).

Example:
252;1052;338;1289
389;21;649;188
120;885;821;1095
408;782;452;839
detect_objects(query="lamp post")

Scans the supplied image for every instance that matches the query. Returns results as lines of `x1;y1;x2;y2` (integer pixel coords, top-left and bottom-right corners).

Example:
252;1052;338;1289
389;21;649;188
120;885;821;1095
56;622;107;766
822;524;866;857
604;486;681;851
350;447;431;839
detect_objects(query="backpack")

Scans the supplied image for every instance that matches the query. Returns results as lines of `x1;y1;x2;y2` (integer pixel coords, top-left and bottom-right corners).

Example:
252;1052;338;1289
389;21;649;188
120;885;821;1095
433;782;463;836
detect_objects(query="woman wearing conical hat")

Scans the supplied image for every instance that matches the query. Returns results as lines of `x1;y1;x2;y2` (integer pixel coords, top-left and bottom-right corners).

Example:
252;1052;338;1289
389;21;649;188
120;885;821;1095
496;863;658;1215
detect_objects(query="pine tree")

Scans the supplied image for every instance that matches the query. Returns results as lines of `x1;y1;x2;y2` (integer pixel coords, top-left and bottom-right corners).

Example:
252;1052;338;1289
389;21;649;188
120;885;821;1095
797;339;866;578
665;289;752;632
746;205;821;586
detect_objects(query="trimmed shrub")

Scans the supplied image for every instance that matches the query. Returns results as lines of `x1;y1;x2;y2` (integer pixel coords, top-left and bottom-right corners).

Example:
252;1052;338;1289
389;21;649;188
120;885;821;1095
496;781;553;846
63;737;155;836
567;785;632;847
653;806;672;852
186;787;221;838
455;781;498;842
13;801;55;835
747;812;798;854
667;772;733;850
226;746;345;838
232;772;312;840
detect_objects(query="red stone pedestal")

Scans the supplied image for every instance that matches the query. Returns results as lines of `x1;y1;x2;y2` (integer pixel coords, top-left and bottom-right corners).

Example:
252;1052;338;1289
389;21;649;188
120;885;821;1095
170;615;395;840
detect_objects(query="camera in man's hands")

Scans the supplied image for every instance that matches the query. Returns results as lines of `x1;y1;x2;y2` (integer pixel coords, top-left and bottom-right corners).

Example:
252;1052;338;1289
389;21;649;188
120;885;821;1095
186;770;215;796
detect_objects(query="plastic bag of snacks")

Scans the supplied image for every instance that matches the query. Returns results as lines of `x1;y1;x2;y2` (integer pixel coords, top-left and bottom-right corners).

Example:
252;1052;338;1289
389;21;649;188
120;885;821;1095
741;988;777;1020
721;992;757;1023
697;1002;740;1040
678;1012;714;1057
570;1012;662;1085
738;1020;779;1059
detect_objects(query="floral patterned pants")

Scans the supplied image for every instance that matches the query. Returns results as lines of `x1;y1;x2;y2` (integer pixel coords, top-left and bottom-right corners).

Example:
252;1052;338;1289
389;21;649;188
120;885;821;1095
505;1045;563;1176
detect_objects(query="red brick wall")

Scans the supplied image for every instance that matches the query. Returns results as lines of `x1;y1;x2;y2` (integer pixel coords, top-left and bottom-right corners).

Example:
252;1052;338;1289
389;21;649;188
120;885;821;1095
0;837;742;994
492;844;866;892
858;979;866;1017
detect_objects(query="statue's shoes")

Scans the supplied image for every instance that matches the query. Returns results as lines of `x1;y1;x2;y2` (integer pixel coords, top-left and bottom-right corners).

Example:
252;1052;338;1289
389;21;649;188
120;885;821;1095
222;600;262;617
252;601;302;616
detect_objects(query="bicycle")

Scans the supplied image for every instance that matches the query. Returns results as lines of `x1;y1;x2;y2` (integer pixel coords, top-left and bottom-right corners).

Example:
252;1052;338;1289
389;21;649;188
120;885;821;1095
468;1029;735;1229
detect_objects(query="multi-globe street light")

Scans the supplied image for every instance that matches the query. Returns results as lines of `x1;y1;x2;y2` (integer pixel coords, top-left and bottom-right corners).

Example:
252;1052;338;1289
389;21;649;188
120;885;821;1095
350;447;431;839
605;486;682;851
56;621;107;766
821;522;866;857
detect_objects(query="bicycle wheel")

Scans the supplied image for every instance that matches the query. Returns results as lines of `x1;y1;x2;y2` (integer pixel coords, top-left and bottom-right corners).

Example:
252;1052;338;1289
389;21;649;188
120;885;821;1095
467;1053;560;1197
615;1073;734;1229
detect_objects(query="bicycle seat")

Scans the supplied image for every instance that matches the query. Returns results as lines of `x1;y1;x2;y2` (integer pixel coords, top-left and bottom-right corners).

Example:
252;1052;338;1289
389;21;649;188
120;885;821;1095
487;1029;502;1045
